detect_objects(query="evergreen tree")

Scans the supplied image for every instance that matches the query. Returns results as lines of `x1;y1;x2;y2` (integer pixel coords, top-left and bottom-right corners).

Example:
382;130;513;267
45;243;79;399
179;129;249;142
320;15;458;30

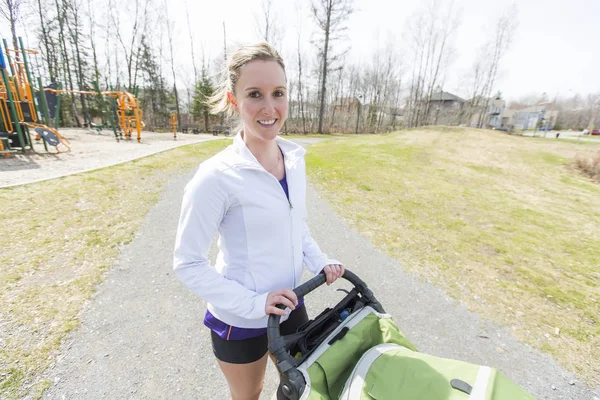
191;69;215;132
138;35;169;129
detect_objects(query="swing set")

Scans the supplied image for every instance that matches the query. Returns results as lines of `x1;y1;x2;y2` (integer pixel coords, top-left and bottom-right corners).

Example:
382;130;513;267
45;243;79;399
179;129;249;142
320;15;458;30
0;38;69;154
0;37;146;156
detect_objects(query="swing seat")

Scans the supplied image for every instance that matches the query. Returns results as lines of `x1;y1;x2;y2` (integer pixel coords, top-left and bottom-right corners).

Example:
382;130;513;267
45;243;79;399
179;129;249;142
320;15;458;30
89;122;103;133
35;127;60;146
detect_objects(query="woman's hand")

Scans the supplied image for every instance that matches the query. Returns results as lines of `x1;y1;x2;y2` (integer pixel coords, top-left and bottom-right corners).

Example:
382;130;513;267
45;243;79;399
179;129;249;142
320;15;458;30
265;289;298;316
323;264;345;285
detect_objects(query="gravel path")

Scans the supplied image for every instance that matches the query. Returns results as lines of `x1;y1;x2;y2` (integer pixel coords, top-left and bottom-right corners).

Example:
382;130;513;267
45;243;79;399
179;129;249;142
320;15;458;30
40;141;599;400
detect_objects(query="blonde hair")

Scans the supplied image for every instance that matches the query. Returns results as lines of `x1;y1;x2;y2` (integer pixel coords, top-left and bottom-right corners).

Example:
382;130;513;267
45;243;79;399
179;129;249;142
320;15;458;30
209;42;286;117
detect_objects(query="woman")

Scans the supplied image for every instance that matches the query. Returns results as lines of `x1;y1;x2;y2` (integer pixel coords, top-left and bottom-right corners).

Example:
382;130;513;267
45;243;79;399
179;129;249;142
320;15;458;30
173;42;344;400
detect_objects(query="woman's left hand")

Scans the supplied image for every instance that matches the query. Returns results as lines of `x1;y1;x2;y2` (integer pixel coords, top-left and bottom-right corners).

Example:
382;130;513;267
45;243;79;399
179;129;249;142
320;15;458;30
323;264;345;285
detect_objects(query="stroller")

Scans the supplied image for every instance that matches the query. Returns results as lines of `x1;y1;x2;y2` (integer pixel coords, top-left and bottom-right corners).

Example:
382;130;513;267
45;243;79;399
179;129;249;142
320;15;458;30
267;270;534;400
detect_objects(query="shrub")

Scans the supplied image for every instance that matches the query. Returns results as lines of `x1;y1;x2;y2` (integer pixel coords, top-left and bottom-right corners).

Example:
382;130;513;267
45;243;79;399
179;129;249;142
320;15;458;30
573;152;600;182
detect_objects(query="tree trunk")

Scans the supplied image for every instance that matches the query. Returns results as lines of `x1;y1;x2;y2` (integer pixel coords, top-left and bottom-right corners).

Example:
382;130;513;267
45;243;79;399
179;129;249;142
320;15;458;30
55;0;80;126
184;0;199;84
36;0;56;81
165;3;181;127
317;0;331;134
66;0;89;124
87;0;100;84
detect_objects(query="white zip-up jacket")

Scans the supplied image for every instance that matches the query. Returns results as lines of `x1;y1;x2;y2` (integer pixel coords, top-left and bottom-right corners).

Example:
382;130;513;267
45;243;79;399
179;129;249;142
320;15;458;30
173;133;340;329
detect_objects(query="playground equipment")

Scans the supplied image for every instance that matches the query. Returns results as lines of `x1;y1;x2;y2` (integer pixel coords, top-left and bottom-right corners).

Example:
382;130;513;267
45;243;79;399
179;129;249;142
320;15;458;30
42;88;146;142
34;85;145;143
115;91;144;142
0;38;69;154
170;113;177;139
0;36;146;155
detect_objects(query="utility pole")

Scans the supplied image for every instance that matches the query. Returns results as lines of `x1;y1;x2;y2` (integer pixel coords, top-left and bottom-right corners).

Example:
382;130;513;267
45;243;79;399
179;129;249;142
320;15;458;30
355;94;362;134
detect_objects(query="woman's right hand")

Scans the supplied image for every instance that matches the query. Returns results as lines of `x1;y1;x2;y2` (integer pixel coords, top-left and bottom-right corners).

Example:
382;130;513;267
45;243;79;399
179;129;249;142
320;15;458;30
265;289;298;316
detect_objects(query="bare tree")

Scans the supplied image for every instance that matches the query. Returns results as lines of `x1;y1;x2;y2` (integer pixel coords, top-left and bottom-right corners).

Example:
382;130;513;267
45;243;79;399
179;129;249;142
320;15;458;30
33;0;59;81
344;64;360;132
462;5;517;128
110;0;148;90
557;93;600;130
64;0;91;124
184;0;199;84
376;39;402;131
312;0;353;133
405;0;459;127
254;0;283;48
54;0;80;126
463;59;485;126
475;5;518;128
106;0;121;87
85;0;100;85
0;0;21;56
328;65;343;130
294;5;307;134
164;0;181;127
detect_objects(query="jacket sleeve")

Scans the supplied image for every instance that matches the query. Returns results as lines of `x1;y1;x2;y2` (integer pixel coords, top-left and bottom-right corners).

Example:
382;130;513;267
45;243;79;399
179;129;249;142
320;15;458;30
301;209;341;275
173;167;268;320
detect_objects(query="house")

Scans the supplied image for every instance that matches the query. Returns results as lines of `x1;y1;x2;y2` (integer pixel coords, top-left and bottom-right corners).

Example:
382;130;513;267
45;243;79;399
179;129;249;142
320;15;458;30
511;104;559;130
501;108;517;128
487;98;506;128
466;96;507;129
429;91;466;125
429;91;466;110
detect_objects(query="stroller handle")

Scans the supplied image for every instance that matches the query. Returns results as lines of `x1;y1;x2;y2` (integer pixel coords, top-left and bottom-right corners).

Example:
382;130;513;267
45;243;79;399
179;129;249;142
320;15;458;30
293;271;327;299
268;269;366;335
267;269;382;400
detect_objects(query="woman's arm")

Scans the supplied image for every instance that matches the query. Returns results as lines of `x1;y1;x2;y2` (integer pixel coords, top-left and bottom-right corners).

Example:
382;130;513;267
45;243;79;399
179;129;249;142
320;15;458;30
173;168;269;319
301;211;342;275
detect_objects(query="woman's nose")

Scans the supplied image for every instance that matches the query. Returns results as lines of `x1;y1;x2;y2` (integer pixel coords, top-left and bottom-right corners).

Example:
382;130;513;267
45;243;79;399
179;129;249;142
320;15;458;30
261;97;276;114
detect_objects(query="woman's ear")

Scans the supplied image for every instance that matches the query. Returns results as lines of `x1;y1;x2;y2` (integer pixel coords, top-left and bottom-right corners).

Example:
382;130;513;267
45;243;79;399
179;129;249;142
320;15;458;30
227;92;238;112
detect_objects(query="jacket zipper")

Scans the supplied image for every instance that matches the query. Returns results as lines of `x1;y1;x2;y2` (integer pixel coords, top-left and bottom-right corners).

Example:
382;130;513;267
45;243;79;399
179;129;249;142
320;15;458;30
246;164;296;289
288;191;295;289
278;166;295;290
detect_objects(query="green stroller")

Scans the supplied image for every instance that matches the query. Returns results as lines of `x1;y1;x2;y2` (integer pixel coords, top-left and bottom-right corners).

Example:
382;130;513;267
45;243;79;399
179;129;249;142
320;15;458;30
268;270;535;400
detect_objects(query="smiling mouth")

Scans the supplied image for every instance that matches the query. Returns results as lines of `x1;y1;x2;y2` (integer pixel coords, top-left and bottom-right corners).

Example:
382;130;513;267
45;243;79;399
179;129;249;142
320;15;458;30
258;119;277;126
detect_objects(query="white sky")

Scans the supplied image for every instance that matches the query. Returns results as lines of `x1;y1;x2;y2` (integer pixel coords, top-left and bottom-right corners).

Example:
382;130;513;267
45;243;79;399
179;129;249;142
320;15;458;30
2;0;599;102
177;0;600;102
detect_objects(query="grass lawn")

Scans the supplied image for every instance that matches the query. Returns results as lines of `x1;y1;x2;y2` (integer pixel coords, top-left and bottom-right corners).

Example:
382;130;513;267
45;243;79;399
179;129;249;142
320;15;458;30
306;127;600;385
281;133;344;138
0;139;231;400
2;128;598;397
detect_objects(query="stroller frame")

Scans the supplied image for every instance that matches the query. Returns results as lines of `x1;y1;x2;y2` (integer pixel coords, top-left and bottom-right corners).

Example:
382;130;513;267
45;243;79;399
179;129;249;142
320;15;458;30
267;270;384;400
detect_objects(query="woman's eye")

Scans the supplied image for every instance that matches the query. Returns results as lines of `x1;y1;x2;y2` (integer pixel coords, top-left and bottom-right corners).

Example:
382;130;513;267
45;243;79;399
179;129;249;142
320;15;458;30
249;91;261;98
274;90;285;98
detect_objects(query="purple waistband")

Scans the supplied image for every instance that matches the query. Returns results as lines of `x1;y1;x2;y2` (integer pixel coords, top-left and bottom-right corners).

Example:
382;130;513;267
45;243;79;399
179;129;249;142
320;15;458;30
205;298;305;340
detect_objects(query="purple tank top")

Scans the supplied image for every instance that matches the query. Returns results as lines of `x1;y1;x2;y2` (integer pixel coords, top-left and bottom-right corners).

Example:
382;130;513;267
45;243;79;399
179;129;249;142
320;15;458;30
204;173;304;340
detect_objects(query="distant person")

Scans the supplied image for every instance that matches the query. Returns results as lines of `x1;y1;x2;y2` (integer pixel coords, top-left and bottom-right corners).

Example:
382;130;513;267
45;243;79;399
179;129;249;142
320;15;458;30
556;133;560;138
172;42;344;400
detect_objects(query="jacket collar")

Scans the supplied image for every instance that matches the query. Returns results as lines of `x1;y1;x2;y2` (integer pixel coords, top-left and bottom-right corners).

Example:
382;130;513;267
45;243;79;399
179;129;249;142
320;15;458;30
232;131;306;169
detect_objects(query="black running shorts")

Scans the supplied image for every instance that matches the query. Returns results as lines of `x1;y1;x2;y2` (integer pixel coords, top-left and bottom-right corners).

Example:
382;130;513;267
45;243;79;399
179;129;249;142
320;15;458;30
211;305;309;364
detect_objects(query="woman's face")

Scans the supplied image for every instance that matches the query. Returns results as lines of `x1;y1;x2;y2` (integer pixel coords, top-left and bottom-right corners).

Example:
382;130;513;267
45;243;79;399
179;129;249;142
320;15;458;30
232;60;288;142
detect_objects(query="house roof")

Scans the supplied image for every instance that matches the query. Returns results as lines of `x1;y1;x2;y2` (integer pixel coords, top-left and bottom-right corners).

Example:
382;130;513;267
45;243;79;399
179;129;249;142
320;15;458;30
430;91;465;102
